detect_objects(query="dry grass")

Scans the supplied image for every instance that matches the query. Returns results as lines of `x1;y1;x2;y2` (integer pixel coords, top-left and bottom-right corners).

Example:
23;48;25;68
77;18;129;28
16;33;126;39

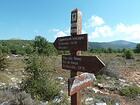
7;56;25;72
0;72;11;84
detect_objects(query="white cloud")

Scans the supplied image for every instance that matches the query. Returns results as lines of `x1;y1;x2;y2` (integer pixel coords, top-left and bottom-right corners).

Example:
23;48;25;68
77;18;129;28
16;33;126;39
82;29;87;34
85;16;105;28
55;31;68;38
86;16;140;42
116;23;140;42
95;25;113;37
89;32;99;40
51;27;87;39
116;23;127;33
52;16;140;43
51;28;68;38
89;25;113;41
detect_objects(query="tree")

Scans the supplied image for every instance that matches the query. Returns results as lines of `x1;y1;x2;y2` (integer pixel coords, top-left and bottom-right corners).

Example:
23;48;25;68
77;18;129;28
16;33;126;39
135;43;140;53
33;36;57;56
33;36;48;54
107;48;113;53
25;45;34;55
45;43;58;56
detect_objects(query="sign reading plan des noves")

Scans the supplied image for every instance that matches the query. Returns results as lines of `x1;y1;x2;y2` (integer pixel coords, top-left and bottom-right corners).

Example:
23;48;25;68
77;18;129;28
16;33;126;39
62;55;105;74
53;34;87;51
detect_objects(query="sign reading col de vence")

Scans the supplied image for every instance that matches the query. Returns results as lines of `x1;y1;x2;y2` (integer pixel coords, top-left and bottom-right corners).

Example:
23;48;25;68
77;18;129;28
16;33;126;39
53;34;87;51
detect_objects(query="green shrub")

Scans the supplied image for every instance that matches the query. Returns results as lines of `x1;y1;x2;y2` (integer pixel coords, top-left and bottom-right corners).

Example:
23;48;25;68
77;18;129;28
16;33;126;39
96;75;106;83
123;49;134;59
22;55;61;101
135;43;140;53
120;86;140;98
0;54;8;71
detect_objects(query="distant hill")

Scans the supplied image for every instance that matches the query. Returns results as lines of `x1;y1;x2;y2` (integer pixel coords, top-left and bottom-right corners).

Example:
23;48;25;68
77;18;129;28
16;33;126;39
0;39;137;50
89;40;137;49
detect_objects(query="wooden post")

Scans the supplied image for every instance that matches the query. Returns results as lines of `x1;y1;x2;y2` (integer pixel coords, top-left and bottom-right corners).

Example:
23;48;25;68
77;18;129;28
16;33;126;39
70;8;82;105
54;8;105;105
53;8;105;105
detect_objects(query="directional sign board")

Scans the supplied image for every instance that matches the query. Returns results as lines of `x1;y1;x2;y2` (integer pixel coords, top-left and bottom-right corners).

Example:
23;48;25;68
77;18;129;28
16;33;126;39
68;73;96;96
62;55;105;74
53;34;87;51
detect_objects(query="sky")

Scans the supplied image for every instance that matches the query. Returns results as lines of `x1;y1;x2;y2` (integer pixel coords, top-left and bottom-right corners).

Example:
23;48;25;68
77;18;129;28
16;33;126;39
0;0;140;43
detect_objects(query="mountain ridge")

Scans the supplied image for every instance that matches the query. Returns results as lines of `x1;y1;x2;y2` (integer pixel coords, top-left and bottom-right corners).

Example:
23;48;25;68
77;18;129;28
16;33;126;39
0;39;137;49
89;40;137;49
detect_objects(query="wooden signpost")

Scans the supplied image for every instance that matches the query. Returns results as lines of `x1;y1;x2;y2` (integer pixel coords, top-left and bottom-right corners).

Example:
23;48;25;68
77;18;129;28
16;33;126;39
53;8;105;105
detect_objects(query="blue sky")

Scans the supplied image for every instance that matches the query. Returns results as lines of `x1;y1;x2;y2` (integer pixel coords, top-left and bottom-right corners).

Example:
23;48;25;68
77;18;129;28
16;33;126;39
0;0;140;43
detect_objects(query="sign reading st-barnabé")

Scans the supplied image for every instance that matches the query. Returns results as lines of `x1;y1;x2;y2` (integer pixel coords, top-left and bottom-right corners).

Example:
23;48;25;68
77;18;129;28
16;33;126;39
53;8;105;105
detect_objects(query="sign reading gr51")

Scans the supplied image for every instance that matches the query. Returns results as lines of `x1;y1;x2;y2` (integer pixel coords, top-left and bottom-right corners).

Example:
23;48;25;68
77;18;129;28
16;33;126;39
53;34;87;51
62;55;105;74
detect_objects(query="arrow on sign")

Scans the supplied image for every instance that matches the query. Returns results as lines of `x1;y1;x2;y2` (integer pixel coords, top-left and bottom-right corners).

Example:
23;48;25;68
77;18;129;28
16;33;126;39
53;34;87;51
62;55;105;74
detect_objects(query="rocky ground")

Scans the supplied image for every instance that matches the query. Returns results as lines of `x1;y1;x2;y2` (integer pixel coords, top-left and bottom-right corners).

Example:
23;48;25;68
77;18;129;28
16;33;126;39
0;54;140;105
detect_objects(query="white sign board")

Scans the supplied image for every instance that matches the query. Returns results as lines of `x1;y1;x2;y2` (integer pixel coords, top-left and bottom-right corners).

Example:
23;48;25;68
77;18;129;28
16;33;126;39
68;73;96;96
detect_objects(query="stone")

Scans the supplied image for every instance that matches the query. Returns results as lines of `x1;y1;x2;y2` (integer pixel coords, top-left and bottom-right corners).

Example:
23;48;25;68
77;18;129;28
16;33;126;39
85;97;94;105
95;103;107;105
57;77;64;81
97;83;104;89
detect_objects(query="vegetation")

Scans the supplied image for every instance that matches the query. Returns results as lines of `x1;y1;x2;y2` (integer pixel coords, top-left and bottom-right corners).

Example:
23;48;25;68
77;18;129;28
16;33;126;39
0;36;57;56
89;48;128;53
0;54;8;71
22;55;61;101
33;36;48;54
0;36;140;104
123;49;134;59
0;37;139;55
120;86;140;98
135;43;140;53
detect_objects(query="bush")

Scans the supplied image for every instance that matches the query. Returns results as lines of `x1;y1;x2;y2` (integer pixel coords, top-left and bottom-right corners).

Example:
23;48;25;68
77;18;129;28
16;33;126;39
96;74;106;83
123;49;134;59
135;43;140;53
22;55;61;101
120;86;140;98
0;54;8;71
